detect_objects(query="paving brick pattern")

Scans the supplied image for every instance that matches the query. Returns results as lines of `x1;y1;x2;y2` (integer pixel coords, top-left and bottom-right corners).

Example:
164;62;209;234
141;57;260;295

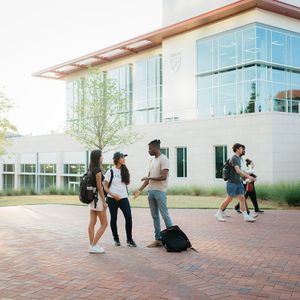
0;205;299;299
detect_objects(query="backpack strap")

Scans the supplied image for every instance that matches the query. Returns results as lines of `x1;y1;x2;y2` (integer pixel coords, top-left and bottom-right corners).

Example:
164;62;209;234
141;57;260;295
108;169;113;188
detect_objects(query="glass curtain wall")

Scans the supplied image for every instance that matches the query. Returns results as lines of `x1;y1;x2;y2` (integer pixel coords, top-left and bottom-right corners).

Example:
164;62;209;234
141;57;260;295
134;55;162;125
2;164;15;191
197;23;300;118
39;164;56;191
63;164;85;192
107;65;133;125
20;164;36;190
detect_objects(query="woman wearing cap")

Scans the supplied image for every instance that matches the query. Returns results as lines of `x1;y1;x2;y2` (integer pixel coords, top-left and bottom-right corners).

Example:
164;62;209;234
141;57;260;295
88;150;108;254
103;152;137;247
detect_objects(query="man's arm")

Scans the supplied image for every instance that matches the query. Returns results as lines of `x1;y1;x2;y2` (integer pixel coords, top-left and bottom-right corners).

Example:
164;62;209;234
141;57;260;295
142;169;169;181
234;165;256;182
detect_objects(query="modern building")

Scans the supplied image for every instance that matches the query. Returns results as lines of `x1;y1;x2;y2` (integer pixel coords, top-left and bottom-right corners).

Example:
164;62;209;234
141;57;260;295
2;0;300;192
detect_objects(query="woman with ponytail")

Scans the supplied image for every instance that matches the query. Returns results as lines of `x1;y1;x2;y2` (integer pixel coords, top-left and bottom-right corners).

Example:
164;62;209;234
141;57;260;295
103;152;136;247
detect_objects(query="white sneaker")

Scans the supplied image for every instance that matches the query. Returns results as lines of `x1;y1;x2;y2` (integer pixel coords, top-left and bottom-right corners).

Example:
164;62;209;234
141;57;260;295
89;245;105;254
244;214;256;222
222;210;231;217
251;212;259;218
215;211;226;222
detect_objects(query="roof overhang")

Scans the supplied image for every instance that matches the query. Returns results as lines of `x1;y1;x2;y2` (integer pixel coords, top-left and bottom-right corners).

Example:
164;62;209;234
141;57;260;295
33;0;300;80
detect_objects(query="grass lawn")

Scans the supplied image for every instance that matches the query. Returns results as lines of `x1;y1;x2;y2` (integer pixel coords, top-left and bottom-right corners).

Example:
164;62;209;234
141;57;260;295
0;194;290;210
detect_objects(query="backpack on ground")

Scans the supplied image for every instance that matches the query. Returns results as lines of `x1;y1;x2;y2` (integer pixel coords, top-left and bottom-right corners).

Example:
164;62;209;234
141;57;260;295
160;225;198;253
79;171;97;205
221;159;232;181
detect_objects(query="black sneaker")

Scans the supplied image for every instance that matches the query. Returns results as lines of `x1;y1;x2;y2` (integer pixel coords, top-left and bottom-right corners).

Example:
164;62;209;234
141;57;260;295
127;239;137;247
235;208;242;214
258;210;264;214
114;239;121;246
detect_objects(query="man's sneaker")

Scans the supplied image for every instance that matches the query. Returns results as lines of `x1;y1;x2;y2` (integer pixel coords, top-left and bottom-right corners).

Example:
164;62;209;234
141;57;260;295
89;245;105;254
114;239;121;246
222;210;231;217
215;211;226;222
127;239;137;247
147;240;163;248
251;212;259;218
258;210;264;214
243;214;256;222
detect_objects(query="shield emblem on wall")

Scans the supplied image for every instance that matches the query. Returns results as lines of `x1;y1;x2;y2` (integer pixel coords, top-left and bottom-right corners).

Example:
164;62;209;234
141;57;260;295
170;52;181;73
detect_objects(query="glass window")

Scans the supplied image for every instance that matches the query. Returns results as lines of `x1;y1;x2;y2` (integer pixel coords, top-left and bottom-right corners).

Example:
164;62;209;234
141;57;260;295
219;84;236;116
215;146;227;179
244;81;257;113
63;164;85;174
39;175;56;191
176;147;187;178
272;31;286;65
3;164;14;172
198;88;213;118
63;176;80;192
40;164;56;174
3;174;14;191
134;55;162;125
20;175;36;189
160;147;169;158
20;164;36;173
197;24;300;118
197;39;213;72
256;27;267;62
291;36;300;68
219;33;236;68
243;28;256;62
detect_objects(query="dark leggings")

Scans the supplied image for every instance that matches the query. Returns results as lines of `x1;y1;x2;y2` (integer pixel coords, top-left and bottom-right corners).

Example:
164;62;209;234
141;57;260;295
235;184;259;213
106;197;132;241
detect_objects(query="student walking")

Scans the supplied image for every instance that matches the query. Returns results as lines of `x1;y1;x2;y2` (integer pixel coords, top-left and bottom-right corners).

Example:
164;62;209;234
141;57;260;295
88;150;108;254
215;143;257;222
134;139;173;247
235;158;264;216
103;152;137;247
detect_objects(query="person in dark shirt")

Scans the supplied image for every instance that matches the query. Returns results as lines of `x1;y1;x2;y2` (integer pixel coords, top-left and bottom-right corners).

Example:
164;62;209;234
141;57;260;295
215;143;257;222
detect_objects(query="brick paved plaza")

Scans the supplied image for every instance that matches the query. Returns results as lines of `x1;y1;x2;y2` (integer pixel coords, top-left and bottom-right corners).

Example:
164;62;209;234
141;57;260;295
0;205;299;299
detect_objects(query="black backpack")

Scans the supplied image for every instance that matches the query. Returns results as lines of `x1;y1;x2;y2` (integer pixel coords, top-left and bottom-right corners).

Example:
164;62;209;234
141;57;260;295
79;171;97;205
160;225;197;253
221;159;232;181
79;169;113;208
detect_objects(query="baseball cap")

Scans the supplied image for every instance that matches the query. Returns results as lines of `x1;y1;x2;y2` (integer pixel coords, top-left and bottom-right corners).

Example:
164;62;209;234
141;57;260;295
113;152;128;160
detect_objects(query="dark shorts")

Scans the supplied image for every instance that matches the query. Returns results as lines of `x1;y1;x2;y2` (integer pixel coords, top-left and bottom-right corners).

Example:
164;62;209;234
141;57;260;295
226;181;244;197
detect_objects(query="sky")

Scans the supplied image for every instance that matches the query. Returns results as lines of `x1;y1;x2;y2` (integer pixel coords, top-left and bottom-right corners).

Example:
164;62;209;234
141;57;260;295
0;0;162;136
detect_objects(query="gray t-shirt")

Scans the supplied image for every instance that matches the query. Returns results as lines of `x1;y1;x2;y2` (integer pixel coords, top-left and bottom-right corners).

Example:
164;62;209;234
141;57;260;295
228;155;242;183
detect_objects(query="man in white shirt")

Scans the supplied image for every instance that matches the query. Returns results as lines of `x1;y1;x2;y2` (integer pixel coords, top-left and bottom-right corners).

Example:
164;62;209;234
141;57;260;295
134;139;173;247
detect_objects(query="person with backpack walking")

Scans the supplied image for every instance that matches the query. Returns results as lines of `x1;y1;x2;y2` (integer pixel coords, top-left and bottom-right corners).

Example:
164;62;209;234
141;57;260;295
234;158;263;216
103;152;137;248
215;143;257;222
88;150;108;254
134;139;173;248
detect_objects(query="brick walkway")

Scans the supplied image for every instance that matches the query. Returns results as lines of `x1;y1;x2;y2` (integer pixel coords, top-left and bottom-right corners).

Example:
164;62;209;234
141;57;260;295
0;205;299;300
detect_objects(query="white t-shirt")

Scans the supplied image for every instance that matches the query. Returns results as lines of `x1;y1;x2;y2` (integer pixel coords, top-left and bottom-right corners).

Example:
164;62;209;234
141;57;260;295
104;167;128;199
148;154;170;192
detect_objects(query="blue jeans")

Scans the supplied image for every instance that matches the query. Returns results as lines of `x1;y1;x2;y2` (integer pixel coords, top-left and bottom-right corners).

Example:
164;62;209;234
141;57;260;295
148;190;173;240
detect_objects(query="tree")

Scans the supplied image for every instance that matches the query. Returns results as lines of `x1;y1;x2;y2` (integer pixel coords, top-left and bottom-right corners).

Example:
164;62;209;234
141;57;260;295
66;69;140;151
0;87;17;155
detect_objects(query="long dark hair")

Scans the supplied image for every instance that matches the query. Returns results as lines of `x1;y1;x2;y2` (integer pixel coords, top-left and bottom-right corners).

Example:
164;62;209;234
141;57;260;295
89;150;102;171
113;157;130;185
